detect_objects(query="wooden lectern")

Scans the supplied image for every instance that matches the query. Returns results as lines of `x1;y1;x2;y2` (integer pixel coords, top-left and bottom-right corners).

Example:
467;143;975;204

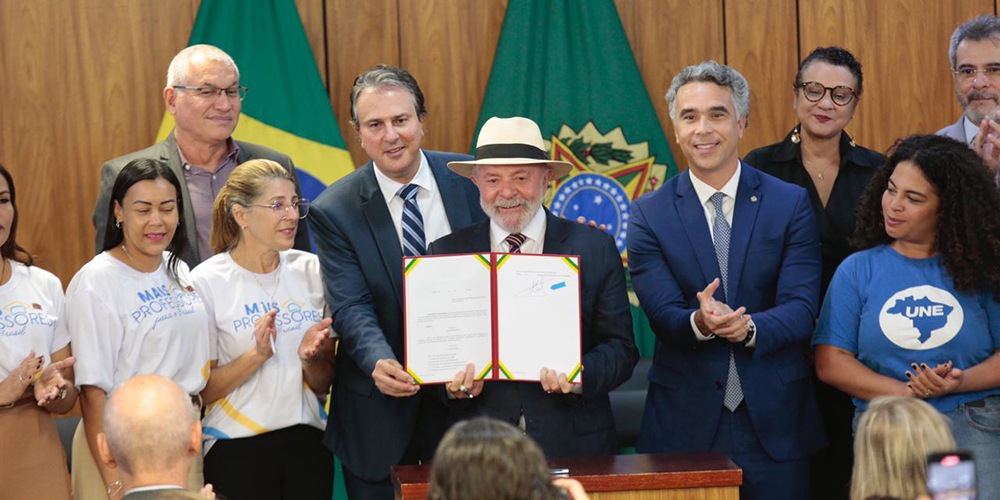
391;451;742;499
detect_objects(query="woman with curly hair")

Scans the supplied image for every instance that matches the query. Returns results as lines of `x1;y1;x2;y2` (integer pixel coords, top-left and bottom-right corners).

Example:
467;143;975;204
813;134;1000;499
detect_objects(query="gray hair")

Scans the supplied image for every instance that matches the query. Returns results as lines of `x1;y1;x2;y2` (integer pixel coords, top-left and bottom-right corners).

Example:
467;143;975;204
349;64;427;128
104;375;196;474
665;60;750;125
166;44;239;87
949;16;1000;68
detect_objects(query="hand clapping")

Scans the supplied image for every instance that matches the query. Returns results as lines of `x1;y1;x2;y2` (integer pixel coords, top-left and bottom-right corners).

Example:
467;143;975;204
253;310;278;359
694;278;751;343
34;356;75;406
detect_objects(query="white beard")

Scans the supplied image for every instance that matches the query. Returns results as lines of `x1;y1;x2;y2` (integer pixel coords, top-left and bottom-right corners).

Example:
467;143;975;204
481;195;543;234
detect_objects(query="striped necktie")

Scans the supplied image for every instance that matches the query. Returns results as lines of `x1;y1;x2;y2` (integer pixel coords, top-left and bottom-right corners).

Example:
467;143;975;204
504;233;527;253
710;192;744;412
397;184;425;257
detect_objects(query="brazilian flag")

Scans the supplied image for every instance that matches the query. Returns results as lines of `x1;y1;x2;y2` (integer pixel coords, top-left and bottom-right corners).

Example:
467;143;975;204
155;0;354;203
474;0;677;357
155;1;352;497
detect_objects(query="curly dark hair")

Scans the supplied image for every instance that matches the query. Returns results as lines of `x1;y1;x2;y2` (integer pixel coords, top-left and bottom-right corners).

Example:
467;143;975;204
795;46;864;96
852;134;1000;298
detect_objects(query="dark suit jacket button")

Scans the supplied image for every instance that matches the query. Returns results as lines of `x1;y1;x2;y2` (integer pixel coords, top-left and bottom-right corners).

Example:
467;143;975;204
715;381;723;390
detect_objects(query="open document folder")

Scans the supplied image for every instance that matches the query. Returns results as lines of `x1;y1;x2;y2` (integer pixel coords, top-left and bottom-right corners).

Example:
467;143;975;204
403;253;582;385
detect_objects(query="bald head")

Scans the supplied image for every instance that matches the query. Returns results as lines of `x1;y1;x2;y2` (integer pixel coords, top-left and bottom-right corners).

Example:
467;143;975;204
166;44;239;88
103;374;198;475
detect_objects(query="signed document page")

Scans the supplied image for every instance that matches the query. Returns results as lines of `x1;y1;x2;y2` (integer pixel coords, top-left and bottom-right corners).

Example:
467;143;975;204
495;254;582;382
403;255;493;384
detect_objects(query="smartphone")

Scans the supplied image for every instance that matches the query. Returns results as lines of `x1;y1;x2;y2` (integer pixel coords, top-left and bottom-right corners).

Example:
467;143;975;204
927;451;976;500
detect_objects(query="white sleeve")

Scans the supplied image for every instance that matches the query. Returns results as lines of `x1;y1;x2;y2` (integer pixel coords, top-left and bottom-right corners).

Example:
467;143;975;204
65;288;123;393
190;272;220;361
47;274;70;353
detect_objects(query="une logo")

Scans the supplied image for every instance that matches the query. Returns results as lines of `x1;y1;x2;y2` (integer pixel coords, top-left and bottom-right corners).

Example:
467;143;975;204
878;286;963;350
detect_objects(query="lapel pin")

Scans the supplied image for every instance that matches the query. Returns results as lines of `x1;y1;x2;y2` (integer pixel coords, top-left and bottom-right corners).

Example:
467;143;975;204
750;195;758;202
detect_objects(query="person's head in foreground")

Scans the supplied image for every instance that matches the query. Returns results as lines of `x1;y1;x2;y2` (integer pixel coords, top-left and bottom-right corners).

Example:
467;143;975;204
97;374;201;492
851;396;955;500
852;133;1000;296
427;417;586;500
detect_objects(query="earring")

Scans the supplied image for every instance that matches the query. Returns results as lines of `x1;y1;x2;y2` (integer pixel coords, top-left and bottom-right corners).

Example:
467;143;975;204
790;125;801;144
115;219;122;228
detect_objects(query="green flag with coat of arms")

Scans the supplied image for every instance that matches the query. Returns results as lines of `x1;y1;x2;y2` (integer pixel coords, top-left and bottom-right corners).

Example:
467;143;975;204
473;0;678;357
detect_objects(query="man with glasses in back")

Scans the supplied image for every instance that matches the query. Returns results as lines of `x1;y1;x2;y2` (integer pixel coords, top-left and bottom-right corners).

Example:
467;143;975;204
93;44;311;268
939;15;1000;177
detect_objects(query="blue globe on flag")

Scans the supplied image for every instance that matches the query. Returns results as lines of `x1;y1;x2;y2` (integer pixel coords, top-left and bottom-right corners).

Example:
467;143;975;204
550;173;630;253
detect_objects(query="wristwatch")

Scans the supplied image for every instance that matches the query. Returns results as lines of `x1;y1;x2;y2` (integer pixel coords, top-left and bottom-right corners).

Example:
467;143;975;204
742;320;756;347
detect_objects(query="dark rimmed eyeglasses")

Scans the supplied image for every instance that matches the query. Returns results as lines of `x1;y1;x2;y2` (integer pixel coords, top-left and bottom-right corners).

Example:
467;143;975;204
794;81;857;106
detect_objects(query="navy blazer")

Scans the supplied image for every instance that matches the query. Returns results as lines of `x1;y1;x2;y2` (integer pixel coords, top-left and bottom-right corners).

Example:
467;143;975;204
627;163;826;461
308;151;485;481
428;211;638;458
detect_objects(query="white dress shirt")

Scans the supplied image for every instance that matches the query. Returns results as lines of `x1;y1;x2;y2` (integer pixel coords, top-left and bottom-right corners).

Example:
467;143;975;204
488;207;547;253
686;163;756;346
373;151;452;252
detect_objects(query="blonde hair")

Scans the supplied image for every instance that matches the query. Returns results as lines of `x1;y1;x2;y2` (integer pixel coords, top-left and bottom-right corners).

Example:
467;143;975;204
211;159;296;254
850;396;955;500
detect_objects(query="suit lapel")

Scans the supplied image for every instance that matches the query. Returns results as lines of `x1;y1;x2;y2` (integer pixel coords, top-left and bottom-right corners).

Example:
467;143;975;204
675;172;726;303
159;132;199;265
359;163;406;309
428;153;473;230
541;210;571;254
726;162;762;306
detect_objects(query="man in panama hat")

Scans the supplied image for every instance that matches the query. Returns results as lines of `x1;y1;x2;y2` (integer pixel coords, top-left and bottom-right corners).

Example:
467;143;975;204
428;116;639;458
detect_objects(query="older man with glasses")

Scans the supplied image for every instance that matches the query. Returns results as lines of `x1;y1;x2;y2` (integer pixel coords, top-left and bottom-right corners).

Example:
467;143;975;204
93;44;311;268
939;15;1000;177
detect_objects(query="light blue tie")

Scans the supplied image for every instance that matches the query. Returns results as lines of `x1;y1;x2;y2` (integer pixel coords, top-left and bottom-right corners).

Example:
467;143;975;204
711;192;744;412
398;184;425;257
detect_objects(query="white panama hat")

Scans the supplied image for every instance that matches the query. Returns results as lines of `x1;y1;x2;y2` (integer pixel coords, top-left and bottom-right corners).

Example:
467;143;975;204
447;116;573;178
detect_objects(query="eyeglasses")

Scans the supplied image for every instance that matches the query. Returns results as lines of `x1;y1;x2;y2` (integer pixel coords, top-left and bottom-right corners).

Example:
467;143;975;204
953;66;1000;84
173;84;248;101
251;199;310;219
795;81;857;106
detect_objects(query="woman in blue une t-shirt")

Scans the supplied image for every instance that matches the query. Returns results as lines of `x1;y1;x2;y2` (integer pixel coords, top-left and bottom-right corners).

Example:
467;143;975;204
814;134;1000;499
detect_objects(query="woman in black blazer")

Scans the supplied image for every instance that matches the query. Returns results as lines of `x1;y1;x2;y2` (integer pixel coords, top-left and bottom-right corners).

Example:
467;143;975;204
743;46;884;500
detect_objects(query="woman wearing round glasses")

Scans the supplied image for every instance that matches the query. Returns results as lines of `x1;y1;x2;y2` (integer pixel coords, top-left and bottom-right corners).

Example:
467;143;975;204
66;158;210;499
743;46;885;499
0;163;77;499
190;159;335;499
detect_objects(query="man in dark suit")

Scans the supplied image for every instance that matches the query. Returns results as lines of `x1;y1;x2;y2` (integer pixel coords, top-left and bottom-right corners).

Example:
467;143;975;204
428;116;638;458
309;65;485;499
96;374;210;500
628;61;825;499
93;44;309;268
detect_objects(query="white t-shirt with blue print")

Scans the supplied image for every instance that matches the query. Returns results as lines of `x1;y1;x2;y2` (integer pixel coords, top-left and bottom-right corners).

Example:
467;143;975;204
64;252;210;396
814;245;1000;412
190;250;327;454
0;262;68;378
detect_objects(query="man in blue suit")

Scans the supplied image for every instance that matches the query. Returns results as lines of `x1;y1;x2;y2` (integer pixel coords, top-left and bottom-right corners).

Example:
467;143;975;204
628;61;826;499
308;65;485;499
428;117;638;458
